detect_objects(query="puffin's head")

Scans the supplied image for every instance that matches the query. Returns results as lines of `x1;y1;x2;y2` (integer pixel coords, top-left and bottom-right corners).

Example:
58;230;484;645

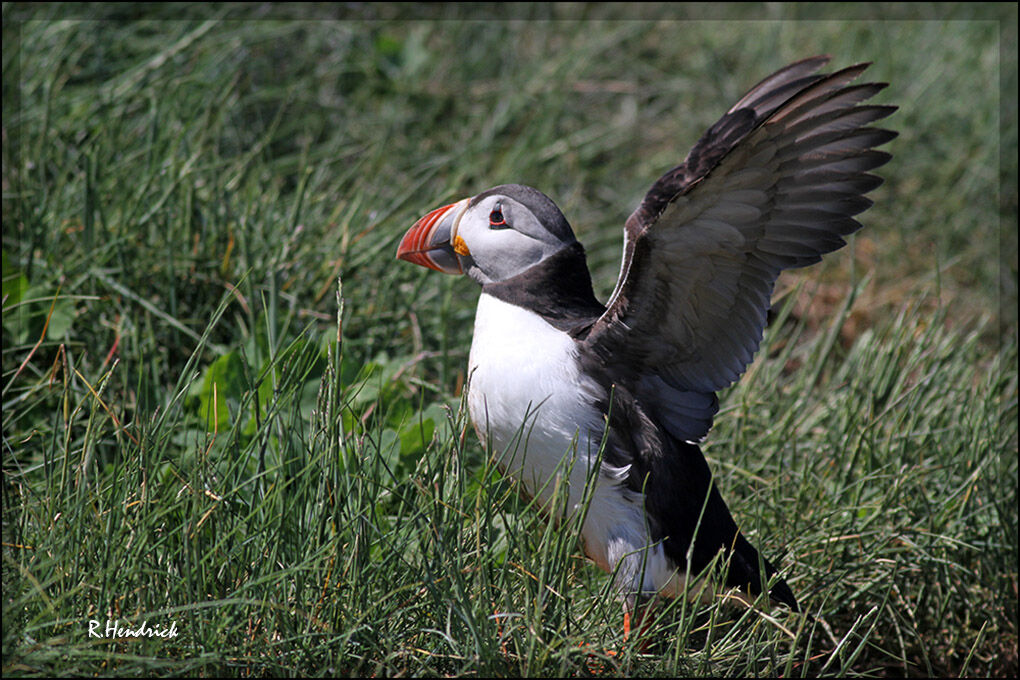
396;184;577;285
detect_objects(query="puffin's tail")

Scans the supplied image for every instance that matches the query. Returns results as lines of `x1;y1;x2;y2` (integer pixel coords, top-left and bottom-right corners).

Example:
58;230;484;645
671;465;800;613
728;530;799;612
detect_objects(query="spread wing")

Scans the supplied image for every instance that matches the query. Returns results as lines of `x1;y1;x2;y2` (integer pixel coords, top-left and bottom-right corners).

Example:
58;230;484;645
582;56;897;442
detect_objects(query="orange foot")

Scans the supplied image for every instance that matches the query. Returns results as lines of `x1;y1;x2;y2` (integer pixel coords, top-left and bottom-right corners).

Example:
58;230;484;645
580;607;654;673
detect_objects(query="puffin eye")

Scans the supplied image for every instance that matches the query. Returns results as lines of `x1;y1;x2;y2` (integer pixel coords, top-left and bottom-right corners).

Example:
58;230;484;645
488;206;509;229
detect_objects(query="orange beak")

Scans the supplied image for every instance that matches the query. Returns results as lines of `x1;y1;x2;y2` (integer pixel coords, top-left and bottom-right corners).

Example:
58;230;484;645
396;199;469;274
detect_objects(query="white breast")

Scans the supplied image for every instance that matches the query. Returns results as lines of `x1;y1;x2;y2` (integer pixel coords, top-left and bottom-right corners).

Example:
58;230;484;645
467;293;604;507
466;294;680;600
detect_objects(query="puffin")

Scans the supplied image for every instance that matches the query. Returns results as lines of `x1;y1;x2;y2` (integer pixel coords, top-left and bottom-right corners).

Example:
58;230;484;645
396;56;895;632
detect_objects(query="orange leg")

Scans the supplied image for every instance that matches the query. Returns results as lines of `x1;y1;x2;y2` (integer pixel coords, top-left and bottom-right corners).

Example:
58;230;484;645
623;602;654;651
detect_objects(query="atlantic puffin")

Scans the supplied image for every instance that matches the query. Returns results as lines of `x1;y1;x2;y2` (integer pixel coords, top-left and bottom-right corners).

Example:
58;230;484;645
396;56;895;629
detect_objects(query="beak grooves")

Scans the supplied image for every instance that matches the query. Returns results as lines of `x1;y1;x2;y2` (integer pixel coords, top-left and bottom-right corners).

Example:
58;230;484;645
396;200;466;274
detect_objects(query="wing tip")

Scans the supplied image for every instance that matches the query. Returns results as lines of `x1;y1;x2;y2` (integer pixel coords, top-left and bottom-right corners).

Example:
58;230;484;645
795;54;832;68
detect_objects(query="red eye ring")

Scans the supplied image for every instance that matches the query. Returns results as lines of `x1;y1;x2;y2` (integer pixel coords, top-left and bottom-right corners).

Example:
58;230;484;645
489;208;507;228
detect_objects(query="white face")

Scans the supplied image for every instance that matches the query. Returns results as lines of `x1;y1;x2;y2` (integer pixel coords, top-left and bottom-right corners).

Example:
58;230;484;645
454;194;573;284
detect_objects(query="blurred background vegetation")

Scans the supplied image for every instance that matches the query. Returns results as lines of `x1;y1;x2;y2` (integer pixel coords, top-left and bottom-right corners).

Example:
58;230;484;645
3;3;1016;677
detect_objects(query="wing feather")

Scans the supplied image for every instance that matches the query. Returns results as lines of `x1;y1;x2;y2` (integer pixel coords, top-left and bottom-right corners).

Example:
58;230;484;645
583;58;896;441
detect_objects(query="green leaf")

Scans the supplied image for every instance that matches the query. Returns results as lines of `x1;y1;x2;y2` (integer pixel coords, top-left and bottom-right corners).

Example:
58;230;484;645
378;427;401;473
45;297;76;340
197;350;248;431
399;416;434;458
1;250;29;309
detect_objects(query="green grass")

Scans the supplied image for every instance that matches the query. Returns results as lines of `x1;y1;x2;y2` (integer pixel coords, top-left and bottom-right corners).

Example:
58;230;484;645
3;4;1017;677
